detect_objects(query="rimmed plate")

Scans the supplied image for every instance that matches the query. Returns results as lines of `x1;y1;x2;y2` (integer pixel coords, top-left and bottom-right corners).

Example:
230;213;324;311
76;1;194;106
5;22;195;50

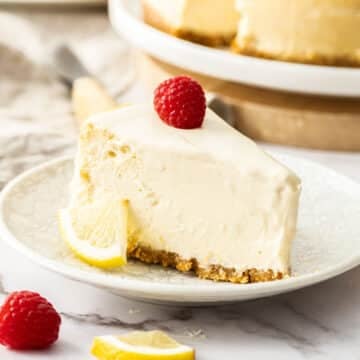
109;0;360;98
0;155;359;305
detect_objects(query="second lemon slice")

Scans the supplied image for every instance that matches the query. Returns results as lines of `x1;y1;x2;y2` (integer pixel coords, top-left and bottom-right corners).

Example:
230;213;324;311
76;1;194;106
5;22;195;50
58;199;129;269
91;331;195;360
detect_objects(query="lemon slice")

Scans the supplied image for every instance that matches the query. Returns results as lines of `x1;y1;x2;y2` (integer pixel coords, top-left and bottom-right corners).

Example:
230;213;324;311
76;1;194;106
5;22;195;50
58;199;128;269
91;331;195;360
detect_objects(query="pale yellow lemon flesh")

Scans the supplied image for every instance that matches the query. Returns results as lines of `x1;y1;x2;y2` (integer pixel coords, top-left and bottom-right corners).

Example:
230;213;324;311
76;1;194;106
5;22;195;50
91;331;195;360
58;199;128;269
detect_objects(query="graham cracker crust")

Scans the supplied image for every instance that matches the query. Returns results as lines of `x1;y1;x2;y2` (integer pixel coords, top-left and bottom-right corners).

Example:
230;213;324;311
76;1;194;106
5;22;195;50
128;245;285;284
232;40;360;68
142;1;235;47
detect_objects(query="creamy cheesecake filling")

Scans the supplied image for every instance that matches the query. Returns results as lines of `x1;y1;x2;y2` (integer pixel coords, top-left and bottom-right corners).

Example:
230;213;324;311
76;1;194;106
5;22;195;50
143;0;239;44
70;105;300;280
235;0;360;66
143;0;185;29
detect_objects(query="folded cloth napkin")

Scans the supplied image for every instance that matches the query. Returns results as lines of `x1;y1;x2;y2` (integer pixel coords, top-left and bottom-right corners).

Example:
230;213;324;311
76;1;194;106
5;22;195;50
0;11;133;190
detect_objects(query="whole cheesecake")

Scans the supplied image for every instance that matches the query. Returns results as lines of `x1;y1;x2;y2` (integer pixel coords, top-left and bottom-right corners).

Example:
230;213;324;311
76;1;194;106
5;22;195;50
69;103;301;283
234;0;360;66
142;0;239;46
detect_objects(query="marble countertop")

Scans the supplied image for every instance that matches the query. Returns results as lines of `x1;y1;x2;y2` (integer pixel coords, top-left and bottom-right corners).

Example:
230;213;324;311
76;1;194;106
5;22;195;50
0;5;359;360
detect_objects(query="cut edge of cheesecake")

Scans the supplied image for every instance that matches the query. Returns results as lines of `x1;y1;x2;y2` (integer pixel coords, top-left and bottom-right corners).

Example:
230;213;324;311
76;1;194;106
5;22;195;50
142;0;237;47
232;0;360;67
71;104;301;284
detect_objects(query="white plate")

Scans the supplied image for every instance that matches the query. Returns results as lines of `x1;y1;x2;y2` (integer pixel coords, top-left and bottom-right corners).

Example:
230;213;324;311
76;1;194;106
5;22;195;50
0;155;359;305
109;0;360;98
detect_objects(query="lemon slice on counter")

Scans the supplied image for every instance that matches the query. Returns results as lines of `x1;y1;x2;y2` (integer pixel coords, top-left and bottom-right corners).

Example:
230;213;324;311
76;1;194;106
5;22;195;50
91;331;195;360
58;199;129;269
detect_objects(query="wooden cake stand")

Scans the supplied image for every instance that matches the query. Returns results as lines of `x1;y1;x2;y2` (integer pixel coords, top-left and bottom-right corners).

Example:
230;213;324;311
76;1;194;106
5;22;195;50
137;53;360;151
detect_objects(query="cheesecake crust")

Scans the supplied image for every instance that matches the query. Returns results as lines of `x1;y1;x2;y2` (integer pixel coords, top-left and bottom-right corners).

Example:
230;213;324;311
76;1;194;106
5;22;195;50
142;1;235;47
232;40;360;68
128;245;286;284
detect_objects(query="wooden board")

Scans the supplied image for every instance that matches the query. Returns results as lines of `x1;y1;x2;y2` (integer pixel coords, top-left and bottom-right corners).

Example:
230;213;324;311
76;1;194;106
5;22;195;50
137;53;360;151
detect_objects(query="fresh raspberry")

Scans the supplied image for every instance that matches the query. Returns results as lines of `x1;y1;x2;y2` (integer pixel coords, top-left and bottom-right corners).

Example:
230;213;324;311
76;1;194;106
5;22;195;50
0;291;61;350
154;76;206;129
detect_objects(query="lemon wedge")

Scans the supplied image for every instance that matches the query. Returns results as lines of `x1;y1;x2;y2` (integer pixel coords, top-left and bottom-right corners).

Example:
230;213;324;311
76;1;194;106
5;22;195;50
91;331;195;360
58;199;129;269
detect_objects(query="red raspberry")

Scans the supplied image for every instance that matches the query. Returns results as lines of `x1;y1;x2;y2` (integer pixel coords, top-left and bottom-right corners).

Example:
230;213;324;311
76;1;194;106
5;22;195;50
0;291;61;350
154;76;206;129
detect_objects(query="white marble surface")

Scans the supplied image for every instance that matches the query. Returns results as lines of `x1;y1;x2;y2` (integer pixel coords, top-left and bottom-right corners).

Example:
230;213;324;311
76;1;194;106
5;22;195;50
0;5;359;360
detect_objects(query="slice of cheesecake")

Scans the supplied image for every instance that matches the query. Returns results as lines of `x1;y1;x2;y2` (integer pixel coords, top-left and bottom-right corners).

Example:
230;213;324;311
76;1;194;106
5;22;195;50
142;0;239;47
233;0;360;66
69;104;301;283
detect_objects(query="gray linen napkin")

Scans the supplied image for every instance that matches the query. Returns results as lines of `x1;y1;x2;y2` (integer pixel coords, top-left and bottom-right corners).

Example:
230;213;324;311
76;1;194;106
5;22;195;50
0;11;133;189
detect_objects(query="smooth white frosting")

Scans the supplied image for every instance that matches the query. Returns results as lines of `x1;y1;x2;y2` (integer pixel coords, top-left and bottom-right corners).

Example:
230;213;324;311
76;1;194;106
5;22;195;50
145;0;239;36
236;0;360;61
71;104;301;274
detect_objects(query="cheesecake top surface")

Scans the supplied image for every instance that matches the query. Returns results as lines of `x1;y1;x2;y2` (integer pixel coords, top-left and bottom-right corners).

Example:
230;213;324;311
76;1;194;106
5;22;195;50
87;104;300;186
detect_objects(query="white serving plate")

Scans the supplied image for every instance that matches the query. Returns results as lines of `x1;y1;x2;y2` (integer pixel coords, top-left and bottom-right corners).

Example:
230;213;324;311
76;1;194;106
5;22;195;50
109;0;360;98
0;155;359;305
